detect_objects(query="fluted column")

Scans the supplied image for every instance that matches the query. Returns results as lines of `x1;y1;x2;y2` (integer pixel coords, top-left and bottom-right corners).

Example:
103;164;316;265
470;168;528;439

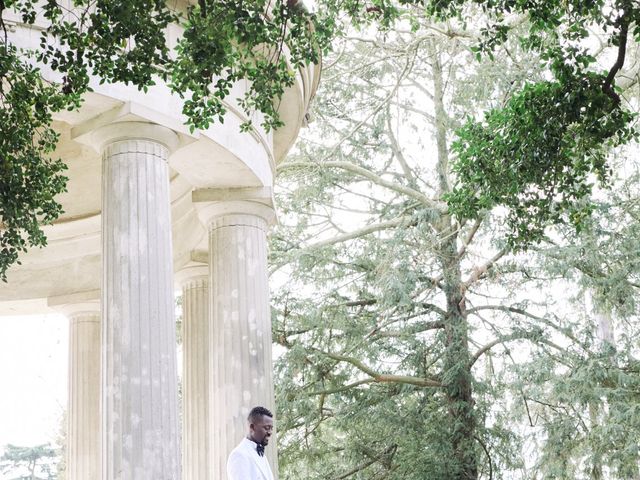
177;264;210;480
55;299;101;480
99;123;181;480
197;201;278;480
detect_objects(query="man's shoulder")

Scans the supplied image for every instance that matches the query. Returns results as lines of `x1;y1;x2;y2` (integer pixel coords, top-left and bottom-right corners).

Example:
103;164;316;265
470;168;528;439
228;439;253;460
227;439;259;480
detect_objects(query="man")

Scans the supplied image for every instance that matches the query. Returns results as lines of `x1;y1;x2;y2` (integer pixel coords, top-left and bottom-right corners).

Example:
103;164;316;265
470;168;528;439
227;406;275;480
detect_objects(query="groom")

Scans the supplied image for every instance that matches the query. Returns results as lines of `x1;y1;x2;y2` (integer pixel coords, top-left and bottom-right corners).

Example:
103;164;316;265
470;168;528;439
227;406;275;480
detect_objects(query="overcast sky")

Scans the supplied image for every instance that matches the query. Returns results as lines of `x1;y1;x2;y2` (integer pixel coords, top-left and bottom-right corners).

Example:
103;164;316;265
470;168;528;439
0;315;68;454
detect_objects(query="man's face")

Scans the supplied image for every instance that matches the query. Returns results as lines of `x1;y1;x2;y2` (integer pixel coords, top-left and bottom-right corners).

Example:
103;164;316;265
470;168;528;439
250;415;274;446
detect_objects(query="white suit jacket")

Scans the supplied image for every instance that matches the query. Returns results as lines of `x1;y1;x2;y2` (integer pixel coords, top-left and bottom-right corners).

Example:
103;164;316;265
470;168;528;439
227;438;274;480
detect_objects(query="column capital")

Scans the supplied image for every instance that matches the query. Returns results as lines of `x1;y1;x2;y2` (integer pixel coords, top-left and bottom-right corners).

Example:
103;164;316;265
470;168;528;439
48;290;100;318
175;263;209;289
76;121;181;153
194;200;276;229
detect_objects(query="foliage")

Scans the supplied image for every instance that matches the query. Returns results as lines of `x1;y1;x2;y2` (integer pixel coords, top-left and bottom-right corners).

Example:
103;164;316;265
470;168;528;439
1;0;640;275
0;43;72;281
0;444;58;480
335;0;640;244
446;73;636;246
432;0;640;245
0;0;329;278
271;10;640;479
270;23;507;479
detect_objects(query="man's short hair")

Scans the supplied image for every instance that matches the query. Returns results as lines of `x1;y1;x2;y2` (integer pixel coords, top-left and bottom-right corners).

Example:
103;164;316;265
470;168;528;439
248;406;273;423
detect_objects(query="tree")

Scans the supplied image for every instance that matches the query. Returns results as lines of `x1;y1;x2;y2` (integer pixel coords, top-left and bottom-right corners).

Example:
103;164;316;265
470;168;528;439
54;411;66;480
270;13;640;480
0;444;59;480
520;165;640;479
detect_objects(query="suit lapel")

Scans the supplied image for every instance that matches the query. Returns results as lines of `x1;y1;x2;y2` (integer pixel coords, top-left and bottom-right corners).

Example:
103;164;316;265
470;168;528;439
242;440;272;480
255;454;273;480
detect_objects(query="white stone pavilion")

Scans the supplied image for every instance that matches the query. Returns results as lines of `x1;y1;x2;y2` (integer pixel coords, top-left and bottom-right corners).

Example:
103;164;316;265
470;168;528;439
0;7;319;480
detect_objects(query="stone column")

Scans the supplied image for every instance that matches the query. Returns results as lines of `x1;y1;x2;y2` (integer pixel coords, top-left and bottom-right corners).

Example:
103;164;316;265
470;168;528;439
99;122;181;480
197;201;278;480
56;299;101;480
177;264;210;480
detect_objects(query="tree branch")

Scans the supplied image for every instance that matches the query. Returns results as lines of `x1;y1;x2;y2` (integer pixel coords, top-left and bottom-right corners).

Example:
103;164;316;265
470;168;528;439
462;248;507;288
305;216;413;249
298;47;417;166
318;350;442;387
279;160;446;211
467;305;585;349
475;435;493;480
457;217;482;259
332;445;397;480
602;11;629;105
470;329;543;367
385;105;418;185
308;378;375;396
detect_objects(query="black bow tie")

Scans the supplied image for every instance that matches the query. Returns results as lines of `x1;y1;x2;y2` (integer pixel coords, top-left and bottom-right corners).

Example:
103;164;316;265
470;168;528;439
256;443;265;457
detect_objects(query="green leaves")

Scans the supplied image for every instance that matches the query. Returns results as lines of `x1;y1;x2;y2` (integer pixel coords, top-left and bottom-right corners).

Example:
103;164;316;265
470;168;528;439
2;0;638;276
0;44;71;280
171;0;327;132
1;0;331;277
445;73;636;247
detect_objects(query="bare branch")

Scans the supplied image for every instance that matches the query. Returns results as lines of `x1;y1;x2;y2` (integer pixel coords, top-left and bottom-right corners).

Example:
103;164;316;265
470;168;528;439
462;248;508;288
385;105;418;185
457;218;482;259
602;12;630;105
475;435;493;480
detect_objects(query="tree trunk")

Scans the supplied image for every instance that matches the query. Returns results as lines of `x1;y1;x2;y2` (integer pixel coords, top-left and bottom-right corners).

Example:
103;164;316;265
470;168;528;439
432;44;478;480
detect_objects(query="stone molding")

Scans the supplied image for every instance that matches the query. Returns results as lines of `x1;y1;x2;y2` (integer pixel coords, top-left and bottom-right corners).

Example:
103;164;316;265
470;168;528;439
77;121;181;153
48;290;100;317
175;264;209;288
96;121;180;152
194;200;276;229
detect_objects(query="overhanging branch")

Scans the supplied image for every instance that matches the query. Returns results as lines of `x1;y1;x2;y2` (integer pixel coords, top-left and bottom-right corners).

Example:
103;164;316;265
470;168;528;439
467;304;585;348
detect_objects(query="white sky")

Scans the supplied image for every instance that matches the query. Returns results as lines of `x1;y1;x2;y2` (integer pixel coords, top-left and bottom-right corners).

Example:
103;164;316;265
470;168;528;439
0;315;68;454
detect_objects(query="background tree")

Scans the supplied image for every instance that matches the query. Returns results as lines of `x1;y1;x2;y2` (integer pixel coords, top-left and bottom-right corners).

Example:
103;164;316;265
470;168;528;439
270;11;640;480
0;444;58;480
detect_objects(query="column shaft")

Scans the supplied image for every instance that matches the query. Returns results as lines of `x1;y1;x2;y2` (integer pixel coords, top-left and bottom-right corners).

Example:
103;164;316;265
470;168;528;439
181;273;210;480
102;139;180;480
208;213;278;479
67;312;101;480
